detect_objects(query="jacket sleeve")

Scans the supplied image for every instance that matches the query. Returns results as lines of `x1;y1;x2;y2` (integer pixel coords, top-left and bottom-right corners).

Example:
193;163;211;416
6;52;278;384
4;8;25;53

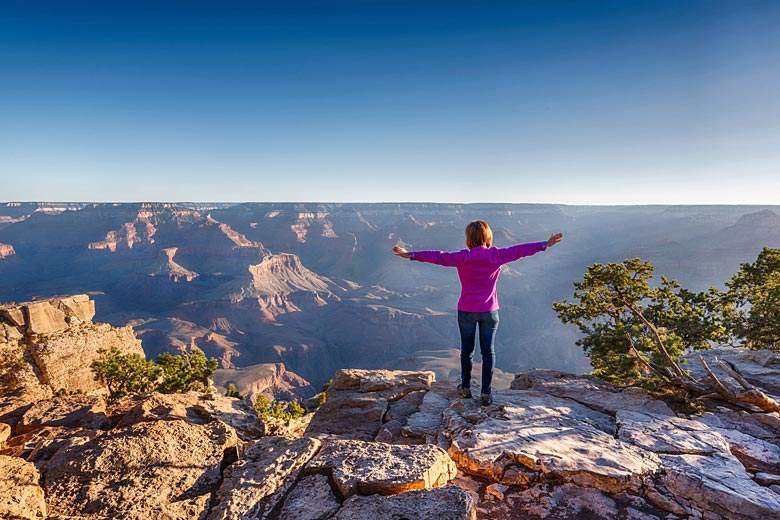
495;241;547;265
409;249;467;267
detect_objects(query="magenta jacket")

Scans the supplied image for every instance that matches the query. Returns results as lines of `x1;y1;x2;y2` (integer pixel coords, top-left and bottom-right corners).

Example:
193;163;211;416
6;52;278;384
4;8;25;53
409;242;547;312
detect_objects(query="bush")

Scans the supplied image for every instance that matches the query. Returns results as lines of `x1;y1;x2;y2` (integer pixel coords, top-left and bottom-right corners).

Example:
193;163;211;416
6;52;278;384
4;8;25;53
91;347;218;399
253;394;306;422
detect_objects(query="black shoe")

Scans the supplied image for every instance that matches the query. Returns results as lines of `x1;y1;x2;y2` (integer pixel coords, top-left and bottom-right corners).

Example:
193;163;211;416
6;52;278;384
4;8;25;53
457;384;473;398
481;393;492;406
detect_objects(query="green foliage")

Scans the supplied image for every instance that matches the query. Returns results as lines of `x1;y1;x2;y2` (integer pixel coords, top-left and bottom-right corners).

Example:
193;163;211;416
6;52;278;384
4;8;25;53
91;347;218;399
553;259;724;385
91;347;162;399
225;383;243;399
253;394;306;422
722;247;780;351
155;349;218;394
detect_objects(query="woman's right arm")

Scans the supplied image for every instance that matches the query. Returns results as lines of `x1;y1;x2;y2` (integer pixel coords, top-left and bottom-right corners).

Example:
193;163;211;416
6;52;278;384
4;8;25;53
393;246;466;267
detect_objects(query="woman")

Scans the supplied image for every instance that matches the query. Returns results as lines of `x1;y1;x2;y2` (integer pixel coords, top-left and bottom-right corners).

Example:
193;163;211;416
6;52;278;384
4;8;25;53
393;220;562;405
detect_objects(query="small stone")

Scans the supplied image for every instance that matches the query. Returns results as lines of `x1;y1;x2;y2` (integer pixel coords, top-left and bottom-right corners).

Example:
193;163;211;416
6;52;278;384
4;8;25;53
486;483;508;500
0;423;10;445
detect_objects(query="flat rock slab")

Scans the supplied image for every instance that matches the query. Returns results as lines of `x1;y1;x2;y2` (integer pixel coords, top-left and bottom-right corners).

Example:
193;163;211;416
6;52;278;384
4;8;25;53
19;394;108;434
511;369;674;416
208;436;321;520
332;369;435;399
616;411;731;455
0;454;47;519
115;391;264;440
333;485;476;520
42;419;237;519
653;451;780;520
445;390;659;491
306;392;388;441
306;439;457;498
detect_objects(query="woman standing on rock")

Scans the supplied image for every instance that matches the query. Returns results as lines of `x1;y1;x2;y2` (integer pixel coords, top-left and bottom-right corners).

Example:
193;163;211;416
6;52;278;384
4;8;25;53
393;221;562;406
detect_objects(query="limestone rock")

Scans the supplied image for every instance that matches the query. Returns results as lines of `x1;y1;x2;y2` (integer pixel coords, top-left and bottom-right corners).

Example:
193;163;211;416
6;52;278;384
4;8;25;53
306;439;457;498
2;322;24;341
306;369;434;441
652;452;780;520
0;422;9;445
0;454;47;519
616;411;731;455
444;390;659;491
511;369;674;416
695;410;780;474
332;368;435;399
403;382;453;442
54;295;96;323
278;473;340;520
18;394;108;434
208;436;320;520
28;323;144;394
500;483;676;520
25;301;69;335
114;391;265;440
333;485;476;520
42;419;237;518
0;306;25;327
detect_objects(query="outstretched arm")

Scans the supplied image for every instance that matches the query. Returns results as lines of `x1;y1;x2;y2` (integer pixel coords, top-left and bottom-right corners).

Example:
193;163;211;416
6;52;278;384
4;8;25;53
392;246;466;267
495;232;564;265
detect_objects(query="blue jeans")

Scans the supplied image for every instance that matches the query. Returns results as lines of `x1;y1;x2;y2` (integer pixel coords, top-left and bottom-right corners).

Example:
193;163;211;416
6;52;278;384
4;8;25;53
458;310;499;395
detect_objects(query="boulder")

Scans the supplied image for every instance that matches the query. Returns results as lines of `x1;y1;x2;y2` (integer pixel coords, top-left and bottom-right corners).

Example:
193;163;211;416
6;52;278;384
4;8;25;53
42;419;237;518
403;382;454;442
616;411;731;455
3;322;24;341
24;301;69;335
18;394;108;434
54;295;96;323
114;391;265;440
0;306;25;327
306;439;457;498
28;323;144;394
278;474;341;520
651;452;780;520
334;485;476;520
306;369;434;441
444;390;659;490
499;482;677;520
208;436;321;520
0;454;47;519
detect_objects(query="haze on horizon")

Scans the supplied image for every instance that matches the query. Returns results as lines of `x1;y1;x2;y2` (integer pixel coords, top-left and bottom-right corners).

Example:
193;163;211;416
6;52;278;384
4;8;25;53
1;1;779;205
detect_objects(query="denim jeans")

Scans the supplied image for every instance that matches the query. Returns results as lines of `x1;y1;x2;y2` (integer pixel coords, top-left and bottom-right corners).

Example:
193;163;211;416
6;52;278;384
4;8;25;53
457;310;500;395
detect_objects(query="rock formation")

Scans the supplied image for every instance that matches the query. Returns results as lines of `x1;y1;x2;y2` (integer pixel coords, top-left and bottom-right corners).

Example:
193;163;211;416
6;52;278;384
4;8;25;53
2;294;780;519
0;242;14;258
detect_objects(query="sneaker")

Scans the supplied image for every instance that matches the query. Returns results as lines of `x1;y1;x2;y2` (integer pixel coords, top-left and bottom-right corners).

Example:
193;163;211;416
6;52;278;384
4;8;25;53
457;384;473;398
480;393;492;406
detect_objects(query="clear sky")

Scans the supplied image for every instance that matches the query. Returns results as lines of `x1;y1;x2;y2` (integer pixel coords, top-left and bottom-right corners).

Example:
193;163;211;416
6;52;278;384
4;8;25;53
1;0;778;204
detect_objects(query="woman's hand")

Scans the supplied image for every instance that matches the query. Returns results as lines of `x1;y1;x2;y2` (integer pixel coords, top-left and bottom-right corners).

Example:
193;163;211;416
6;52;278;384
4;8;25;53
547;233;563;248
393;246;410;259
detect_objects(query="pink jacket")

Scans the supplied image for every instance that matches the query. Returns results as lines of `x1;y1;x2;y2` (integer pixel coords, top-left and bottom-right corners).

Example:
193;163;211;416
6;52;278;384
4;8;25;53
409;242;547;312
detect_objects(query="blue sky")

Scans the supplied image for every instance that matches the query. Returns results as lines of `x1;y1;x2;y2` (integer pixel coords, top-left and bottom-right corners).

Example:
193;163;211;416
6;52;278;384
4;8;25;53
1;0;778;204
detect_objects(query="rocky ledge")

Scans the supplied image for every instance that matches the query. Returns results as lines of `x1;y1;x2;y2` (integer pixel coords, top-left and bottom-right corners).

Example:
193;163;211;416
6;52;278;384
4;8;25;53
2;297;780;519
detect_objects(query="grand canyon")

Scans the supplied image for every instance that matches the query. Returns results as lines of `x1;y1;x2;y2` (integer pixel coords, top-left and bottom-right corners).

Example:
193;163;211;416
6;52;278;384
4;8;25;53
2;202;779;390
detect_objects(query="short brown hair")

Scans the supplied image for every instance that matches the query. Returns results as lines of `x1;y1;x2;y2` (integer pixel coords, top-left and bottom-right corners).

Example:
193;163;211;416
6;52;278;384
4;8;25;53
465;220;493;249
